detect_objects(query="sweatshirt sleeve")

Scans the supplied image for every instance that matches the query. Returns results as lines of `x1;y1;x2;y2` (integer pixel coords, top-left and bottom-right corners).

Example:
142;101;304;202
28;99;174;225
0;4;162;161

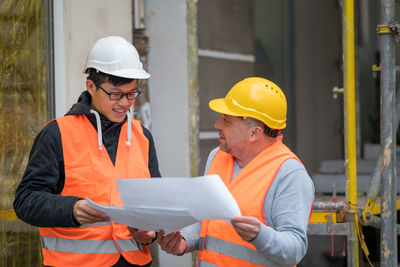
142;126;161;178
13;121;81;227
181;222;201;253
250;159;315;266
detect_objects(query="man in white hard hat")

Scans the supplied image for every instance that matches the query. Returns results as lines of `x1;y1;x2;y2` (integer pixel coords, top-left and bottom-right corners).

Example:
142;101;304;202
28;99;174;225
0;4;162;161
14;36;159;267
157;77;314;267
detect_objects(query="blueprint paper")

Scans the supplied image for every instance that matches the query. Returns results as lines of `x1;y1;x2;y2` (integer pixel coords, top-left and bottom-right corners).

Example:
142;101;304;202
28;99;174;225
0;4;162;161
87;175;241;234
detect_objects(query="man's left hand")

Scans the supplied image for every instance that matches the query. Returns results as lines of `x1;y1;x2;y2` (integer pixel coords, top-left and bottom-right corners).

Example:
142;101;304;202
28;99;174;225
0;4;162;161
231;216;260;242
128;227;156;244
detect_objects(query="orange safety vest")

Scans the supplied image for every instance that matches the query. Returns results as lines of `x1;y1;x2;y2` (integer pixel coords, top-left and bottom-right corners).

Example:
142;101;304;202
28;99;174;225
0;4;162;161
39;115;152;267
198;137;300;267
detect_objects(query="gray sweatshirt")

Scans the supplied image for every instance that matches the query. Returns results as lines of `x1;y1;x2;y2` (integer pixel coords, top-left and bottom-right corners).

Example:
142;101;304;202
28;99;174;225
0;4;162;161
181;147;315;267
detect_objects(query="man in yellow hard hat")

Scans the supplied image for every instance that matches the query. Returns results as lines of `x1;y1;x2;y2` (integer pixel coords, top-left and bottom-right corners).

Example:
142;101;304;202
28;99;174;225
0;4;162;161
158;77;314;267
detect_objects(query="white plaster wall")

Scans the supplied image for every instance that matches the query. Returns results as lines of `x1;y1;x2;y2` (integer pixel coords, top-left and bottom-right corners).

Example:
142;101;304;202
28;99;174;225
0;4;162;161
146;1;193;266
57;0;133;117
146;0;191;178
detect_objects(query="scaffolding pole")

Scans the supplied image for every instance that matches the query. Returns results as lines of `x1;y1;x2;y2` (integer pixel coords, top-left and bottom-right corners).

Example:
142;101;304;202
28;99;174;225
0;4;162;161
343;0;359;266
364;68;400;220
379;0;397;265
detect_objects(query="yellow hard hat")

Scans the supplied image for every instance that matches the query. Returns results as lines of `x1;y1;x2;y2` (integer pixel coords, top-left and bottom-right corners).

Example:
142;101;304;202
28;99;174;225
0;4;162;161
209;77;287;129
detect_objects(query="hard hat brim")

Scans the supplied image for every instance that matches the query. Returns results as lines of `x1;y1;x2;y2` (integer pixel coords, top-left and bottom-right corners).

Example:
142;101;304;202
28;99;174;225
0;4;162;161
209;98;243;117
210;97;287;129
111;69;151;79
83;67;150;79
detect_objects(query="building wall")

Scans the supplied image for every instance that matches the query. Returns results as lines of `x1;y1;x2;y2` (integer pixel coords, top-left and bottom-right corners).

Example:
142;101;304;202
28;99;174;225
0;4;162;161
197;0;255;174
146;0;194;266
294;0;344;173
56;0;134;117
146;0;191;178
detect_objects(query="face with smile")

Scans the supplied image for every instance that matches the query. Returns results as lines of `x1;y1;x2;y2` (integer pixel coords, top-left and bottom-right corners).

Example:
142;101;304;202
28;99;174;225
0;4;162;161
87;79;138;123
214;114;250;157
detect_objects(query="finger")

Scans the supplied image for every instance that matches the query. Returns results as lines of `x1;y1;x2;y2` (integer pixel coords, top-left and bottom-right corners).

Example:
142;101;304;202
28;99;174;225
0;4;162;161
77;213;104;224
233;223;258;236
78;207;107;221
233;229;253;241
166;232;182;252
80;203;108;219
85;208;108;218
231;216;246;223
232;217;259;228
231;216;257;224
161;232;177;252
128;227;137;237
159;231;177;250
136;230;152;236
143;231;156;241
159;232;174;246
232;221;253;230
157;230;165;243
234;227;251;236
232;224;258;241
75;208;109;224
74;200;109;223
165;232;187;255
134;230;155;243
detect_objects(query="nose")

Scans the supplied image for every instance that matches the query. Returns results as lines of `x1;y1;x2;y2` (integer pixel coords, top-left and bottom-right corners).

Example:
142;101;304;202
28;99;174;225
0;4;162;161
118;94;132;106
214;116;223;130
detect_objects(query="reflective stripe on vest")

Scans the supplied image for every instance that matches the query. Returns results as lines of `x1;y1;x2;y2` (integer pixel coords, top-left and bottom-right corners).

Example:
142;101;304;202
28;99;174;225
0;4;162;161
116;238;141;252
198;260;220;267
79;221;112;227
199;236;269;266
41;236;119;254
41;236;141;254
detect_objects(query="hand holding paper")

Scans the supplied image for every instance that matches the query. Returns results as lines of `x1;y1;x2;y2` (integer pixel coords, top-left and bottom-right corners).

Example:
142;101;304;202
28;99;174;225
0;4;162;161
87;175;241;234
128;227;156;244
73;199;109;225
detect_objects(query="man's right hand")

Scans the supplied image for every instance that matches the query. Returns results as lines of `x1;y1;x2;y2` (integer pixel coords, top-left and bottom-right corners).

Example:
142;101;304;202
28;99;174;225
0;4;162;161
157;230;187;255
73;199;109;225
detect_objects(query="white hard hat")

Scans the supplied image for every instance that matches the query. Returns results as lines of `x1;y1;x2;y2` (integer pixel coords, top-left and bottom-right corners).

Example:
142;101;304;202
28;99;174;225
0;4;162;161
83;36;150;79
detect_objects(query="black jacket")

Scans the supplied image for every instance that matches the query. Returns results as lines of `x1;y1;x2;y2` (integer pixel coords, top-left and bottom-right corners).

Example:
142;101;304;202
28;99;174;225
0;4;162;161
13;91;161;227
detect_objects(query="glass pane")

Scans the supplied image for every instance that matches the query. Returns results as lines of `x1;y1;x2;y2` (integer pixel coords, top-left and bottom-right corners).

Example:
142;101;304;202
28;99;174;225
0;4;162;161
0;1;49;266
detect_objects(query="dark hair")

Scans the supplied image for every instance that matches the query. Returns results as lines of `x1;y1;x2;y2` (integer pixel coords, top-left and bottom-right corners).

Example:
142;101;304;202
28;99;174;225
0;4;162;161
86;68;135;86
263;125;280;138
243;117;280;138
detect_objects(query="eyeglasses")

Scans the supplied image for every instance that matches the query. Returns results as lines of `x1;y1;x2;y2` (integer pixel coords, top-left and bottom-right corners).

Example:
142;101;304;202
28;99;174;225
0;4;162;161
93;81;141;101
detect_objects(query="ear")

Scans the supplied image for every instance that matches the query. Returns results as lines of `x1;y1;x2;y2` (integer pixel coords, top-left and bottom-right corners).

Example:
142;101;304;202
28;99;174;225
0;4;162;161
86;80;96;95
249;125;263;142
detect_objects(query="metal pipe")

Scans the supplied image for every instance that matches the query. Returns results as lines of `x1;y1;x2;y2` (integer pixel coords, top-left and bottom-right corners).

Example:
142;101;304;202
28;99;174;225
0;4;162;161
313;201;348;211
343;0;359;265
364;63;399;212
188;0;199;178
358;213;400;235
364;79;400;216
343;0;358;210
379;0;397;265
